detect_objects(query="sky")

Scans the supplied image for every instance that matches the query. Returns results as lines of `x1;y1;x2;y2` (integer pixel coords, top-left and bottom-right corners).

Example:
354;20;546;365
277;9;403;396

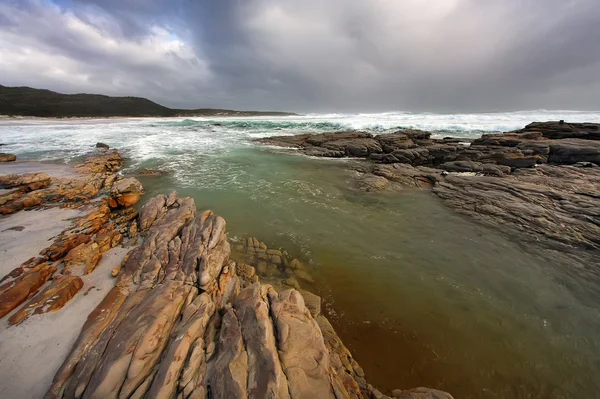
0;0;599;113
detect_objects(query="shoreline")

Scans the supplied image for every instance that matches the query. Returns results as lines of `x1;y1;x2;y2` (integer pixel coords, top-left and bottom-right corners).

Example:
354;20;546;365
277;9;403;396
0;149;451;398
1;120;599;398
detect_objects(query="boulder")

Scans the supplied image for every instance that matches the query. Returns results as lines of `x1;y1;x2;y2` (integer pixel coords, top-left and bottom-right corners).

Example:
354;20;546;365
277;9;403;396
0;153;16;162
95;142;109;149
110;177;144;207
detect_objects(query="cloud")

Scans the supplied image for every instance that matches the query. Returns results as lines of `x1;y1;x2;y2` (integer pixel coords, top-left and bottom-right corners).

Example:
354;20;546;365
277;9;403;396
0;0;599;112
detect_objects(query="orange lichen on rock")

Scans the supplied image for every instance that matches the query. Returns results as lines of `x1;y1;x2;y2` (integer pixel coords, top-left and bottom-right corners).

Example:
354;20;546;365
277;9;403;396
0;263;57;318
8;275;84;325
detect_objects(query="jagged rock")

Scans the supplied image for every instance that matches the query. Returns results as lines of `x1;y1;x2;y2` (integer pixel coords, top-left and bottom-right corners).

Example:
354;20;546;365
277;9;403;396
209;307;249;398
0;153;16;162
234;283;291;398
8;275;83;325
268;288;336;399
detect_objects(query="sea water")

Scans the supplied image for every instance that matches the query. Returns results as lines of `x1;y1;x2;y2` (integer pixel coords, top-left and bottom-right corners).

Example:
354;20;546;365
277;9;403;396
1;111;600;398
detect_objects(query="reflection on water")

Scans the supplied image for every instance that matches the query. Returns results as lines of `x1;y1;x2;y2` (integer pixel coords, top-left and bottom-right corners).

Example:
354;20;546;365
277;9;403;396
137;147;600;398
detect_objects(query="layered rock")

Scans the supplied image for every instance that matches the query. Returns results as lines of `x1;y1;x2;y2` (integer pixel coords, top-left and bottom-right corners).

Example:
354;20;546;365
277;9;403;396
259;122;600;257
257;122;600;171
44;193;452;399
0;150;140;324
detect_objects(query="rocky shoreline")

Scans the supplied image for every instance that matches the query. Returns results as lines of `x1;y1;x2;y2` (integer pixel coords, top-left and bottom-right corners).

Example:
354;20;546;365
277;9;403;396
257;121;600;259
0;149;451;398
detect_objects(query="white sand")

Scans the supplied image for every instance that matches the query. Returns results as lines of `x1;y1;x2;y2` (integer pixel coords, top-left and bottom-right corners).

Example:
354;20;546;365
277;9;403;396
0;246;131;399
0;207;81;276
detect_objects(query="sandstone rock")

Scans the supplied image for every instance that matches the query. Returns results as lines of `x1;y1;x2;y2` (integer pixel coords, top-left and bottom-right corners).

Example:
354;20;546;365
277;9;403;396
43;193;454;399
300;289;321;318
234;284;290;399
63;242;102;276
548;139;600;165
111;177;144;208
432;164;600;252
268;289;336;399
356;174;390;192
0;263;56;318
0;152;16;162
0;172;51;188
440;160;483;173
8;275;83;325
513;121;600;140
209;307;249;398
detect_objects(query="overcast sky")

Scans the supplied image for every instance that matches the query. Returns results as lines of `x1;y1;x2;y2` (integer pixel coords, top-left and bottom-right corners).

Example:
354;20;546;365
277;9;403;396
0;0;599;112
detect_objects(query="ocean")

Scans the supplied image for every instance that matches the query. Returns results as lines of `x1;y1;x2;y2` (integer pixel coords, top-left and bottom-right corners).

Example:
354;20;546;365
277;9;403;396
1;111;600;398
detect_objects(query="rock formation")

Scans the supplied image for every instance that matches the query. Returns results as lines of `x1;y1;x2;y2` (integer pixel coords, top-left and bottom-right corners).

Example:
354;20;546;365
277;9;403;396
258;121;600;257
41;192;451;399
1;147;452;399
257;121;600;172
0;150;142;323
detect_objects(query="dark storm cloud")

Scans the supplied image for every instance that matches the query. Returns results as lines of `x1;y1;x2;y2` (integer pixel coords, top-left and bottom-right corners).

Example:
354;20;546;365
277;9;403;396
0;0;599;112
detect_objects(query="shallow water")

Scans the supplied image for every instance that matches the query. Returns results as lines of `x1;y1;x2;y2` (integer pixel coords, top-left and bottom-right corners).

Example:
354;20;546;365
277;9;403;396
1;114;600;398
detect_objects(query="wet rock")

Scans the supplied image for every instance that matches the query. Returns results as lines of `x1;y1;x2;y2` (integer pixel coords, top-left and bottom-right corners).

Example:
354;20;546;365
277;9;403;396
433;164;600;252
0;153;16;162
356;174;390;192
95;142;109;149
138;168;169;176
75;149;123;174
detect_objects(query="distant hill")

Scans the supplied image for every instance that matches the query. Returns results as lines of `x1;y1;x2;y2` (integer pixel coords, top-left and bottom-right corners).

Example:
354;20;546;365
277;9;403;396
0;85;296;117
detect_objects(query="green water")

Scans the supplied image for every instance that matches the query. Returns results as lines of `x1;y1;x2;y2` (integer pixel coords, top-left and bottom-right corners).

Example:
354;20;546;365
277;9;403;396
137;146;600;399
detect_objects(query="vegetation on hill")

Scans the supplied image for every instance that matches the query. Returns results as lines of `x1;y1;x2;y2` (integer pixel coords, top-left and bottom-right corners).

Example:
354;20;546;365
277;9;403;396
0;85;295;117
